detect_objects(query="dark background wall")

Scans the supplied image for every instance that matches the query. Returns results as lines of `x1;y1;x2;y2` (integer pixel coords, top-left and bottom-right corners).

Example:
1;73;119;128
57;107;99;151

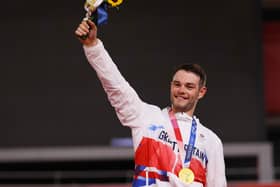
0;0;265;147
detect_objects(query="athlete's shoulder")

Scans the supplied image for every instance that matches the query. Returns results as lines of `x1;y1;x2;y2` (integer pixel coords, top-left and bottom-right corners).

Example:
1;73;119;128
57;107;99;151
197;119;223;146
137;102;166;124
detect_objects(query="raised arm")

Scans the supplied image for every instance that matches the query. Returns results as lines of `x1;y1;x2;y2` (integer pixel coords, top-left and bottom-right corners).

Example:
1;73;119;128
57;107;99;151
75;20;145;128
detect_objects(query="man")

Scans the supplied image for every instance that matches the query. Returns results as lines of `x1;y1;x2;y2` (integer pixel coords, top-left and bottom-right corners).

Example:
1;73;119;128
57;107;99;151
75;20;227;187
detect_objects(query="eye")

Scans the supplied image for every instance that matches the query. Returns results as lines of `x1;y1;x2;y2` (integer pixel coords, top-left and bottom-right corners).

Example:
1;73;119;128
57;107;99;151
172;81;181;87
185;84;196;90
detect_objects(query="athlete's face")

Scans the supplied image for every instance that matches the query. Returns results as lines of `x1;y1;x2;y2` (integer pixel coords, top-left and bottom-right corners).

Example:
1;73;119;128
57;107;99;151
170;70;207;115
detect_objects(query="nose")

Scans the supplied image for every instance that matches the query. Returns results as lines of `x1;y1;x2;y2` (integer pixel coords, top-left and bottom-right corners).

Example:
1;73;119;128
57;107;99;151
177;85;186;94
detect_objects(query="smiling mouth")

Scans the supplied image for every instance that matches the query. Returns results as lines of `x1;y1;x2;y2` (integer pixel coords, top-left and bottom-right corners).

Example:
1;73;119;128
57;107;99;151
175;95;187;100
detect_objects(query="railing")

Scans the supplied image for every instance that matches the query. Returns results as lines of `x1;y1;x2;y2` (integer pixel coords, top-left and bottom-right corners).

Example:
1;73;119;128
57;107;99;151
0;142;274;183
224;143;274;182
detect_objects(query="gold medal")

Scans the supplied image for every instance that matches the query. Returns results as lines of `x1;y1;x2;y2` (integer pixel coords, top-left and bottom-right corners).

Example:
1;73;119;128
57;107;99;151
178;168;195;184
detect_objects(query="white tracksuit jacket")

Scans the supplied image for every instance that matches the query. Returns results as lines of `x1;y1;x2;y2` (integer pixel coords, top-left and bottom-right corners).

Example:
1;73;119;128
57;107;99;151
83;39;227;187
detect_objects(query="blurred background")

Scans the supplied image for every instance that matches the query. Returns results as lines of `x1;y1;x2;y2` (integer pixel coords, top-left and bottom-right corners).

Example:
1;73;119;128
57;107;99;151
0;0;279;186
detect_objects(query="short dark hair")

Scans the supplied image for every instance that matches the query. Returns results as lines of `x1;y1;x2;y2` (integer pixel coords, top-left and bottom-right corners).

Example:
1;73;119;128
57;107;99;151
172;64;207;87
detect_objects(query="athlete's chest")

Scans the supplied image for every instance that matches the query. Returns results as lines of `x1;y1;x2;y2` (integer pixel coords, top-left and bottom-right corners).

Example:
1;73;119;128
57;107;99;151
144;117;208;167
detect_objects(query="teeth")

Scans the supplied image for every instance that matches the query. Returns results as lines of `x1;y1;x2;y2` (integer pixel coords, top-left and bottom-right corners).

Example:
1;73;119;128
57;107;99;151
177;96;186;100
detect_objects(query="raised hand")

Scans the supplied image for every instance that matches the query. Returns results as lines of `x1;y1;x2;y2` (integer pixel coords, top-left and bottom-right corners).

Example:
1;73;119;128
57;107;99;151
75;19;98;47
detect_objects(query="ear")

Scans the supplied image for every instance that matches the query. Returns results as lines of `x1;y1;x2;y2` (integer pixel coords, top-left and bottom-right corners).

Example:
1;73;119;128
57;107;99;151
198;86;207;99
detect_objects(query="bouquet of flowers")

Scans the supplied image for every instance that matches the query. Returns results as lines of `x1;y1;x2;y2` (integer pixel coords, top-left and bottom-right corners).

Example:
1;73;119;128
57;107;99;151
84;0;124;25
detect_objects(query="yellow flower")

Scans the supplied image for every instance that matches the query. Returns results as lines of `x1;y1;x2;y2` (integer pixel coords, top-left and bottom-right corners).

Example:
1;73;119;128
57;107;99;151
107;0;123;7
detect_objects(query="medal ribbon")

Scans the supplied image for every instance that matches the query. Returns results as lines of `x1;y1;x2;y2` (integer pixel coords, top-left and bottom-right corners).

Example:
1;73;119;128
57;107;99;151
168;110;197;168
